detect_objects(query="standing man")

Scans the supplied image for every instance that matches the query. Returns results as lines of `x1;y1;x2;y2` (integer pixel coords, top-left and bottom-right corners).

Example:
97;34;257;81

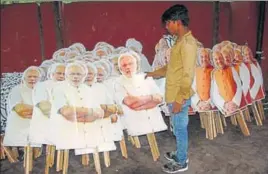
146;4;198;173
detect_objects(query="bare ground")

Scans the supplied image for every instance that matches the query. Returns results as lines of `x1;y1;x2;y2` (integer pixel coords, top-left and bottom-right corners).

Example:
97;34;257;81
1;114;268;174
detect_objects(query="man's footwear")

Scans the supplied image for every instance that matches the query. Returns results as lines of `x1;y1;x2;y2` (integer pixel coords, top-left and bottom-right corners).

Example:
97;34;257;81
162;161;188;173
164;151;189;163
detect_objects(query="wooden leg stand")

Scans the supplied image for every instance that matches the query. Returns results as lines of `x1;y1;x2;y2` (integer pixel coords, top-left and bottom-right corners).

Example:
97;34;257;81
133;136;141;148
252;103;263;126
103;151;111;167
244;107;252;122
199;113;205;129
128;136;135;146
0;135;6;160
45;146;51;174
49;146;56;167
93;151;101;174
24;145;33;174
220;113;227;127
62;150;69;174
56;150;64;172
230;115;238;126
236;111;250;136
3;146;18;163
119;136;128;159
211;112;217;138
146;133;160;161
215;111;224;135
206;112;214;140
33;147;42;159
81;154;89;166
257;101;265;120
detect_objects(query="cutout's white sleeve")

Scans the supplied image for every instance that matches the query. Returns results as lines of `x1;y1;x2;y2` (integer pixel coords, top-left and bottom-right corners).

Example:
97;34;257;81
190;75;200;110
250;64;261;99
147;77;162;95
239;63;250;95
32;82;49;105
114;82;128;105
231;67;242;107
51;86;67;112
7;85;22;112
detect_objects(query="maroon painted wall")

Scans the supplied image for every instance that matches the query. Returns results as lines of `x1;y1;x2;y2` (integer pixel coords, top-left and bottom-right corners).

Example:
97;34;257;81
1;2;267;88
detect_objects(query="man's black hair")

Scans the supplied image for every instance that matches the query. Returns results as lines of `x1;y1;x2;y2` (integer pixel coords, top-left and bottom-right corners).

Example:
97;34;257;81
161;4;190;27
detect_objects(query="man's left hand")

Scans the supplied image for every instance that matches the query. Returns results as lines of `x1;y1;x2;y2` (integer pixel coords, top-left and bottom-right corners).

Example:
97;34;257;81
172;101;184;114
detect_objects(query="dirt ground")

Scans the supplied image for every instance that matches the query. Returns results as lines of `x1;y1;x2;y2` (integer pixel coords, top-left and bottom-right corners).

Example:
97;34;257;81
1;112;268;174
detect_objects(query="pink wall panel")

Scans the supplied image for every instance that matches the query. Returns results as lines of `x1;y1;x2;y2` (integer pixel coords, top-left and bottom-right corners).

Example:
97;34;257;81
40;2;57;59
1;4;42;73
62;2;213;63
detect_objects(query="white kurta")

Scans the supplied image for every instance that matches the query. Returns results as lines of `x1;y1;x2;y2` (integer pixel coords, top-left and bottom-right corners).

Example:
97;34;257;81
114;74;167;136
75;82;118;155
210;67;243;116
140;54;152;72
50;81;116;151
3;84;40;147
104;76;127;130
28;80;62;145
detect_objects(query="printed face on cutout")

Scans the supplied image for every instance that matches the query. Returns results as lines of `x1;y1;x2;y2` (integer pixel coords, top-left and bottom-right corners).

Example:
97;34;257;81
66;65;85;87
24;69;40;88
85;67;95;85
52;65;66;81
119;55;137;78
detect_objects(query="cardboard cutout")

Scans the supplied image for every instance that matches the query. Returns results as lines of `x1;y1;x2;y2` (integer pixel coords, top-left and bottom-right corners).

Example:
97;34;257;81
3;66;42;147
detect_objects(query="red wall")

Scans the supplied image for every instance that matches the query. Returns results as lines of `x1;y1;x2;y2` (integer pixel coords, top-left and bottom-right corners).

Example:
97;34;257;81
1;2;267;88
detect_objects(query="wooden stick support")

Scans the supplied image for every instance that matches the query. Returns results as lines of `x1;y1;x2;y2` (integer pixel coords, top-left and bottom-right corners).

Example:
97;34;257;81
231;115;238;126
82;154;89;166
257;101;265;120
207;112;213;140
3;146;18;163
147;133;158;161
45;145;51;174
11;147;19;160
119;136;128;159
236;111;250;136
93;151;101;174
29;147;33;172
151;133;160;158
0;135;5;160
33;147;42;159
62;149;69;174
212;112;217;138
24;147;27;168
252;103;263;126
215;111;224;134
103;151;110;167
56;150;63;172
50;146;56;167
128;136;135;146
199;113;205;129
25;145;31;174
244;107;252;122
133;136;141;148
220;113;227;127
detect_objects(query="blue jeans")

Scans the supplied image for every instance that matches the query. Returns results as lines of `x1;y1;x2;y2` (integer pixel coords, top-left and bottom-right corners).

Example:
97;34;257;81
168;99;190;165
